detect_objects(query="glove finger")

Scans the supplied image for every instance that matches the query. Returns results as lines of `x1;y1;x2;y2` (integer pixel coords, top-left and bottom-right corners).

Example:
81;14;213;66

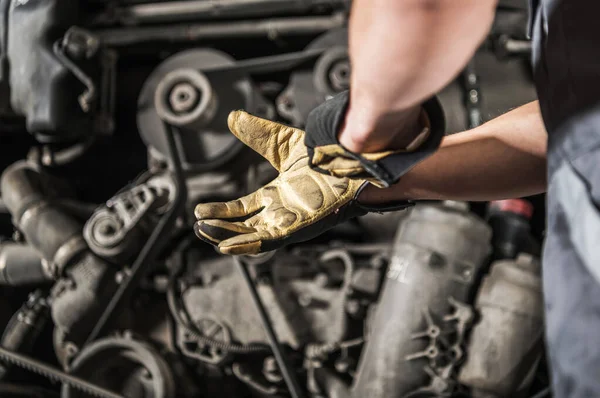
218;231;267;255
194;193;260;220
194;219;257;246
228;110;305;171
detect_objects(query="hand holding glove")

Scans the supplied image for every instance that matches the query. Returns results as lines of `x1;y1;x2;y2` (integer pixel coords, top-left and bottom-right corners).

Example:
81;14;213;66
194;111;410;255
305;91;446;188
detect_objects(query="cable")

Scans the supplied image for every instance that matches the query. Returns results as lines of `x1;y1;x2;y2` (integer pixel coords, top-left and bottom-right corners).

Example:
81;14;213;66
234;256;305;398
165;239;269;354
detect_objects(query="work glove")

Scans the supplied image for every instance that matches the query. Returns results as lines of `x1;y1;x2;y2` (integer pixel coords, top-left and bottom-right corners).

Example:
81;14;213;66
305;91;446;188
194;111;410;255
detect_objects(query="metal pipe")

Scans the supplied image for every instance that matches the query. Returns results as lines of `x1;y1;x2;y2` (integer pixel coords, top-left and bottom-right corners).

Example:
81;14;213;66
93;0;349;26
234;256;304;398
96;14;346;46
0;243;50;286
0;161;86;275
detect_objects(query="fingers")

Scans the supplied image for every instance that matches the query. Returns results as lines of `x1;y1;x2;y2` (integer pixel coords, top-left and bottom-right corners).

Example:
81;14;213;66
219;232;264;255
228;111;306;171
194;219;264;255
194;219;257;245
194;193;259;220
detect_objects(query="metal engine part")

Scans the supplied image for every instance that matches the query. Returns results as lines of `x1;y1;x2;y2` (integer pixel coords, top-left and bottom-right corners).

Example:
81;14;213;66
84;175;173;264
0;161;120;352
352;201;492;398
176;247;358;352
0;2;549;397
138;48;271;173
0;290;50;379
458;253;544;398
62;334;176;398
7;0;115;141
0;242;49;286
277;28;348;126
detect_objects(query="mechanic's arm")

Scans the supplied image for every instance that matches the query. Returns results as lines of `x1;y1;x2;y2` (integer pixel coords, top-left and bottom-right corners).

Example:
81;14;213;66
359;101;548;203
340;0;498;152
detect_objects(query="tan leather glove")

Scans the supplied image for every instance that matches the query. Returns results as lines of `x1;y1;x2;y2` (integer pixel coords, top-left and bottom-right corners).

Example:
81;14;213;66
194;111;410;255
305;91;446;188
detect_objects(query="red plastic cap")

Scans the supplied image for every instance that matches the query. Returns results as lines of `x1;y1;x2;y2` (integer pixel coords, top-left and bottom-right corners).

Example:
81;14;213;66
489;199;534;219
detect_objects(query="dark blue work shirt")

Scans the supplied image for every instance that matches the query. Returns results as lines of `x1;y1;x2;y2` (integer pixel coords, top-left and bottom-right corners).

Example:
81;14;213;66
529;0;600;173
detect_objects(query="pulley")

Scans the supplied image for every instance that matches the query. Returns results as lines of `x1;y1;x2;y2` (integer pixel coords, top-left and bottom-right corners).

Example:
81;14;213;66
62;334;175;398
137;48;269;172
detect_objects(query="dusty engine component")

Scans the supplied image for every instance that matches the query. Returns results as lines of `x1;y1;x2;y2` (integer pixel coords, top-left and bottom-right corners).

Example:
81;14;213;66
138;48;271;172
352;201;492;398
6;1;115;141
0;162;120;352
458;253;544;398
0;242;48;286
0;291;49;379
62;334;176;398
277;28;348;126
84;175;173;264
0;1;551;397
173;246;366;353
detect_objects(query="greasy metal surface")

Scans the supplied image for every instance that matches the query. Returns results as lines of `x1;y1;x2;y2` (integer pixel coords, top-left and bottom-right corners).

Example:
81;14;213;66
234;256;304;398
352;202;492;398
63;335;176;398
459;253;544;396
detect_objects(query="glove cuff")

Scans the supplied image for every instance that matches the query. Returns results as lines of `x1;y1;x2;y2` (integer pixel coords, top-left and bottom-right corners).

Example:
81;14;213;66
305;91;446;188
352;181;414;213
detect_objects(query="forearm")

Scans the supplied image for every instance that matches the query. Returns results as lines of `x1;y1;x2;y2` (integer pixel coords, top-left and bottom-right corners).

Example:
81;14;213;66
359;101;547;203
340;0;497;152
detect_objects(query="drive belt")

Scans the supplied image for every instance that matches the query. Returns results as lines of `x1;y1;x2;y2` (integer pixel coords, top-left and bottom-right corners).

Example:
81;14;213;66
0;346;124;398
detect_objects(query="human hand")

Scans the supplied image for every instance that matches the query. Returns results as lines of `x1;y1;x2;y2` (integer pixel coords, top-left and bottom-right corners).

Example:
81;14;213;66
194;111;410;255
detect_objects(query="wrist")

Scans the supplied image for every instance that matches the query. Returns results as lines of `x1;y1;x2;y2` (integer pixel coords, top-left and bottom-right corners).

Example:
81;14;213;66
338;102;423;153
357;177;415;205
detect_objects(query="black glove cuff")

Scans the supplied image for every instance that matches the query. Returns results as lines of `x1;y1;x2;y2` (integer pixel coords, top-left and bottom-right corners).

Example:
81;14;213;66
305;90;446;188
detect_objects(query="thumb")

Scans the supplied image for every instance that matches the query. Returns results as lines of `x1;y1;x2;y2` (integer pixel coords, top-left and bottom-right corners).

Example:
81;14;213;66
228;111;306;171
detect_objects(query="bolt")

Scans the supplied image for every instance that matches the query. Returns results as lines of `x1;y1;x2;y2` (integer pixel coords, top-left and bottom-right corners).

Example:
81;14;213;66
314;273;329;287
65;343;79;358
346;299;361;316
462;267;473;281
329;61;351;91
370;255;386;269
334;358;353;374
298;293;312;308
263;357;283;383
469;89;479;104
169;82;199;113
263;356;278;373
